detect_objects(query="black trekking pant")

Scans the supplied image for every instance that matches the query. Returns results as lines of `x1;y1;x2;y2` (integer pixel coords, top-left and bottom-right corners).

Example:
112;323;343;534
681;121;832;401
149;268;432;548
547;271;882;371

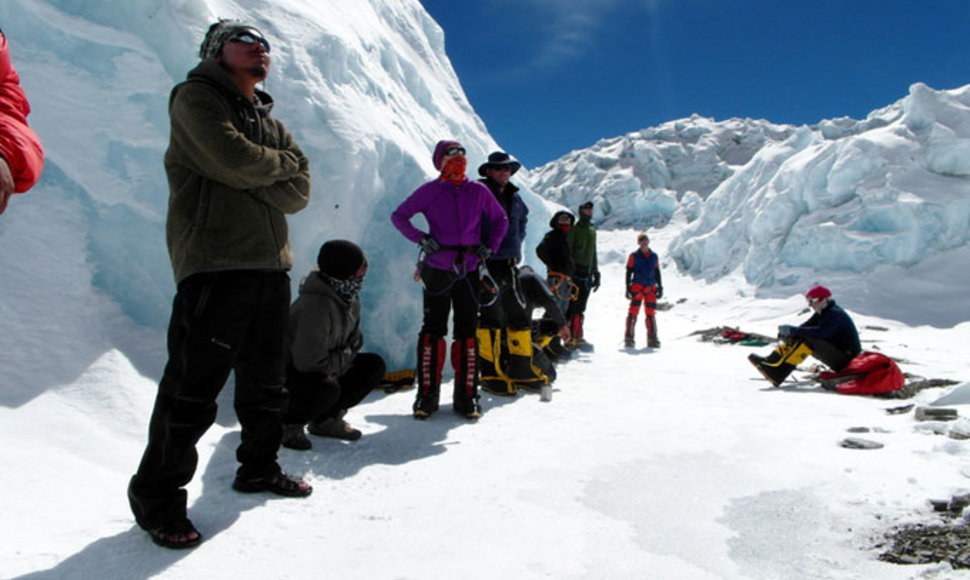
479;259;529;329
804;336;858;372
566;266;594;319
419;266;480;339
128;271;290;529
283;352;386;424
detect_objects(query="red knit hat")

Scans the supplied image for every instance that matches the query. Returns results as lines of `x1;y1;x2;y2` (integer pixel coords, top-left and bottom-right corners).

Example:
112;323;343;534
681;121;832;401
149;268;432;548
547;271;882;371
806;285;832;300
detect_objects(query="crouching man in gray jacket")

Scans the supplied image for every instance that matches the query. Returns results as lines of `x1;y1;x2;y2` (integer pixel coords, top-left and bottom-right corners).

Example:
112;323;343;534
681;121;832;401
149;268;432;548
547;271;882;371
281;240;386;450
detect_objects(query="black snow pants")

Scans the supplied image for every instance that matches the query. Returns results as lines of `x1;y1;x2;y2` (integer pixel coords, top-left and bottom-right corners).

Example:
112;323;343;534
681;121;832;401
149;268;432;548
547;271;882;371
128;270;290;530
282;352;386;424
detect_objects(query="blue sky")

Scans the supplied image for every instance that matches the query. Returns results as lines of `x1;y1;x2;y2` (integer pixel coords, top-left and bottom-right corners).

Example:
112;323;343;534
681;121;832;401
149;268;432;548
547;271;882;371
419;0;970;169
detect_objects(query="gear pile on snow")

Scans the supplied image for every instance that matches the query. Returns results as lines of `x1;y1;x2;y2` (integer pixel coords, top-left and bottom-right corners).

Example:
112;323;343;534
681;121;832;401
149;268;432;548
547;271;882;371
692;326;773;346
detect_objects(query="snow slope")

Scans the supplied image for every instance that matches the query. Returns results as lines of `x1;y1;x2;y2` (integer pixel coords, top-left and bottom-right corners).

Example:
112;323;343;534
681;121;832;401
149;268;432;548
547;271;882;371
2;0;970;578
0;0;552;385
3;228;970;580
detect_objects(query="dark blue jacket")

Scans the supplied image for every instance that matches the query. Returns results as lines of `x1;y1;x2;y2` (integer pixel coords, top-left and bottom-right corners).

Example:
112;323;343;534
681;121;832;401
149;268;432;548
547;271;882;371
626;249;661;287
480;178;528;261
791;300;861;357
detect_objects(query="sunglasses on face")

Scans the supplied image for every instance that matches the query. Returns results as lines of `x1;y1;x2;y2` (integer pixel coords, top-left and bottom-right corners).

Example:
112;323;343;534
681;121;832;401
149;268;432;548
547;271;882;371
444;146;466;157
228;30;271;53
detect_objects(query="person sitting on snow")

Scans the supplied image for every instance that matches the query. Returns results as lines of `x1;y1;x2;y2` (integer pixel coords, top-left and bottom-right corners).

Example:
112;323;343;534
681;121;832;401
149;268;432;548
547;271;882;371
517;266;570;380
748;285;861;386
478;265;569;396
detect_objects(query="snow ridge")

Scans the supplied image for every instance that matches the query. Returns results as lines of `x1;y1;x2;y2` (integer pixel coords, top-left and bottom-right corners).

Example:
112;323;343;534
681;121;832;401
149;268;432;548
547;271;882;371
529;84;970;324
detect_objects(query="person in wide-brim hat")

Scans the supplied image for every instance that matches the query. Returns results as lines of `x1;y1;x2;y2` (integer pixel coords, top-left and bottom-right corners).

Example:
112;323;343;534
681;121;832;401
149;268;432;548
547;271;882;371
478;151;522;177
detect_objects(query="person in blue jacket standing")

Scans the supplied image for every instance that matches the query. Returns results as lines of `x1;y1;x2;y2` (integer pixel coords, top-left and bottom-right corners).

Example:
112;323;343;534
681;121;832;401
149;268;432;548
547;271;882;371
475;151;539;396
624;233;663;348
477;151;529;329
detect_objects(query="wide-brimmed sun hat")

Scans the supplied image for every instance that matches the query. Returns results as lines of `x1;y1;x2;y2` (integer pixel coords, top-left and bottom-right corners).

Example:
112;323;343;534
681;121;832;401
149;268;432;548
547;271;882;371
477;151;522;177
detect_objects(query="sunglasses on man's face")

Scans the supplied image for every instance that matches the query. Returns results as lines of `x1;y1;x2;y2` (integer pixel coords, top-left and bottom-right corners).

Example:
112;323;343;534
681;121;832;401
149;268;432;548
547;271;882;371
444;146;466;157
228;31;271;53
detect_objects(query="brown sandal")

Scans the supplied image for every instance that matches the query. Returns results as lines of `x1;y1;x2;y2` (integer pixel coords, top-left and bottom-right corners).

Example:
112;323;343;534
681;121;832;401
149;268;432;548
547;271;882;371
232;471;313;498
148;518;202;549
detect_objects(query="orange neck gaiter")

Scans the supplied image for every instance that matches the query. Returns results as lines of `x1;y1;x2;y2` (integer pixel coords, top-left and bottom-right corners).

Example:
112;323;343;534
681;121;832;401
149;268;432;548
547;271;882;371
439;156;467;186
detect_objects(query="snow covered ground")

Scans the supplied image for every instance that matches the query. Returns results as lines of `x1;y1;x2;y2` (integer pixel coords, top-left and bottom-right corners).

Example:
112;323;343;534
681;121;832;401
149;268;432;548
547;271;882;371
2;1;969;578
3;226;969;580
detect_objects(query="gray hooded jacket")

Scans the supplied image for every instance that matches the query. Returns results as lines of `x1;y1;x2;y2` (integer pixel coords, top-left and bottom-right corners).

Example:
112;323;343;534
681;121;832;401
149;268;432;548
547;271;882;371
288;272;363;378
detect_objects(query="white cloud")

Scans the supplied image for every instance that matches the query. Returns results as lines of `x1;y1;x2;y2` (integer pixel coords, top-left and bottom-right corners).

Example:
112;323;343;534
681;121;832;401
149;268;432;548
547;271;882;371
482;0;660;74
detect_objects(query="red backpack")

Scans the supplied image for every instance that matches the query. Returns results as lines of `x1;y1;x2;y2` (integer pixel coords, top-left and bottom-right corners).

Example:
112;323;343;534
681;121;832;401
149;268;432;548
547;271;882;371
819;351;904;395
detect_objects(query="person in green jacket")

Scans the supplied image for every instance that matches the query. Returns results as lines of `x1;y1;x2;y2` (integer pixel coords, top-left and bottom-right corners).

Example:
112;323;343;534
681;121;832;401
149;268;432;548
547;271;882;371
128;19;312;550
566;201;600;348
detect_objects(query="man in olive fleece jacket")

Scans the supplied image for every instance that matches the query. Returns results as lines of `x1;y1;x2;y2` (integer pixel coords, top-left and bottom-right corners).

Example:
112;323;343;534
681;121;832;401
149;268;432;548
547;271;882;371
129;20;311;550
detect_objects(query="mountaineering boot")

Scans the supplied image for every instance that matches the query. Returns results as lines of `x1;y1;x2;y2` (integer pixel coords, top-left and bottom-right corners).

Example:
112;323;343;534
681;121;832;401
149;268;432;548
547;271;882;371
567;313;582;348
624;313;637;347
569;313;593;350
505;327;549;391
380;368;416;393
451;337;481;419
453;395;482;419
281;424;311;451
505;327;535;380
413;334;446;419
646;315;660;348
748;341;812;386
308;409;362;441
477;326;515;396
748;353;791;386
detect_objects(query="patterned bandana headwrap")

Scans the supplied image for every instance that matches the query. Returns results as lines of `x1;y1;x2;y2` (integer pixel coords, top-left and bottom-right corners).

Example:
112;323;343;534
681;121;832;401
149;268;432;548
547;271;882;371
199;19;264;60
318;271;363;303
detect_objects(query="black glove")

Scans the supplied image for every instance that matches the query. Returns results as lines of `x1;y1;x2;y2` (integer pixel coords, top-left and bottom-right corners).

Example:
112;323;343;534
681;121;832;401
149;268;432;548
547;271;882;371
475;244;492;260
656;286;663;299
625;286;633;300
419;235;440;254
778;324;795;338
591;270;601;292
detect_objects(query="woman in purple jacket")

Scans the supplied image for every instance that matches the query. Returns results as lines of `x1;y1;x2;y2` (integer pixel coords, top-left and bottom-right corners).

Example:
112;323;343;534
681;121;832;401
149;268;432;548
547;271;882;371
392;140;509;419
